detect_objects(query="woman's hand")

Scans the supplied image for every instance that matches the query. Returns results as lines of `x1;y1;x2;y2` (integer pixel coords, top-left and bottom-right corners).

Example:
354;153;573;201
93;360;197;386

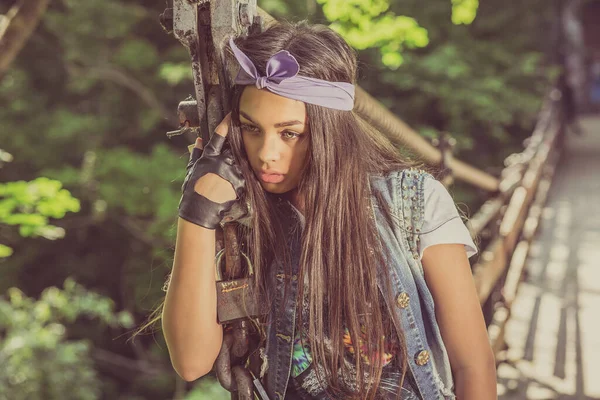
178;113;246;229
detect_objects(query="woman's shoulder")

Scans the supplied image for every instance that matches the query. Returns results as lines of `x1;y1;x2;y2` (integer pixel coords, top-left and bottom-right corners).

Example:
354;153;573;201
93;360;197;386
419;176;479;259
373;168;478;258
369;167;434;188
368;167;435;228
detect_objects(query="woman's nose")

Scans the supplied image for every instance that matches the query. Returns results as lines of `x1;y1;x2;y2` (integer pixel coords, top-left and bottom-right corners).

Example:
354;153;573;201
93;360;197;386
257;135;282;163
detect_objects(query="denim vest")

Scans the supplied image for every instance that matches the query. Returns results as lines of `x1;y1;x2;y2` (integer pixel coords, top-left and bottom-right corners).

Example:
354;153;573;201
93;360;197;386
260;169;457;400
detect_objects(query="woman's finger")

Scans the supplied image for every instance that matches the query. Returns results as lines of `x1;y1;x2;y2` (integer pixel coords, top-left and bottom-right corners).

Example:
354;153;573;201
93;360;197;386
214;112;232;137
205;113;232;156
187;137;204;154
185;138;204;173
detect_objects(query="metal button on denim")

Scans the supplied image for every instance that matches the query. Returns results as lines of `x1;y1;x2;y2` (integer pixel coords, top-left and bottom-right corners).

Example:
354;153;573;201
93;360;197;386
396;292;410;308
415;350;430;366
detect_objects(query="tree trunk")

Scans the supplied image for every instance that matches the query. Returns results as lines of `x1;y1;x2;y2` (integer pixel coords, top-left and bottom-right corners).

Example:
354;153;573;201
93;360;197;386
0;0;50;81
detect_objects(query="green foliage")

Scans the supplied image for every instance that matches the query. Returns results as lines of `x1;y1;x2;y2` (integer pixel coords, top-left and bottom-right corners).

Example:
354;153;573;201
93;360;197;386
95;144;182;219
43;0;147;63
451;0;479;25
184;378;230;400
0;278;133;400
313;0;479;68
368;0;555;169
317;0;430;68
159;62;194;85
0;178;80;257
0;244;13;258
115;39;159;72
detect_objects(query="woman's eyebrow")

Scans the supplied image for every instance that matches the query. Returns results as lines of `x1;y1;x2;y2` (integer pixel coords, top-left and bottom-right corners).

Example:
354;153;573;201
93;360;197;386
239;111;304;128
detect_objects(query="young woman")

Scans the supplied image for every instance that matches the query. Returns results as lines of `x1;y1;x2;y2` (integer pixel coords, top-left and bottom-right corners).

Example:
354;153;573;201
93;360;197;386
161;21;497;400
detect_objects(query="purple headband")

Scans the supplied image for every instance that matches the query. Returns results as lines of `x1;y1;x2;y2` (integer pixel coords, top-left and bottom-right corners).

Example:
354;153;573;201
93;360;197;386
228;37;355;111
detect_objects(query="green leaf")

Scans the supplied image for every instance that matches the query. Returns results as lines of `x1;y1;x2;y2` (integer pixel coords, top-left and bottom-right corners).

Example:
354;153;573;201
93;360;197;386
451;0;479;25
317;0;429;68
158;62;193;85
0;178;80;241
0;244;14;258
117;311;135;328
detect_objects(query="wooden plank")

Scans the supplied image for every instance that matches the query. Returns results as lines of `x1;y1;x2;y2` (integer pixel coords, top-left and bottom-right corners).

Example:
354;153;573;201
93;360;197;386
500;186;529;254
487;141;562;365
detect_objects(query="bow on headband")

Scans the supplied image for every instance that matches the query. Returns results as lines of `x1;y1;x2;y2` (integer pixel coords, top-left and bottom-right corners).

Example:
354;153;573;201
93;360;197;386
228;37;355;111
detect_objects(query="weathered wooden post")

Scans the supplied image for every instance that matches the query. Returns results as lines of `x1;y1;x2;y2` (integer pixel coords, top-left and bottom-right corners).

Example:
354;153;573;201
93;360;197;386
160;1;268;398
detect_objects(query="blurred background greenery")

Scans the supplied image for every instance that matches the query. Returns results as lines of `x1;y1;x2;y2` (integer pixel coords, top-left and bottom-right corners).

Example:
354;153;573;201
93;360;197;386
0;0;557;398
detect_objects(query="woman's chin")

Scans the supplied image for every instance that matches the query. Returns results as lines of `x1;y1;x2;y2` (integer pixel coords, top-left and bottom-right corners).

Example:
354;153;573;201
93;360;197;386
260;183;298;197
260;183;287;193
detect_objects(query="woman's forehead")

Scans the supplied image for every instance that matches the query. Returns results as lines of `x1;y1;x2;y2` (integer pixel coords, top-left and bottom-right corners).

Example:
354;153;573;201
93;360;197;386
239;86;306;127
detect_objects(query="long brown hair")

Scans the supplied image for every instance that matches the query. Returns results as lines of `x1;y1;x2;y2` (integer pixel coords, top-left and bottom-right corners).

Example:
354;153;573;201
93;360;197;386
227;21;421;399
133;20;424;400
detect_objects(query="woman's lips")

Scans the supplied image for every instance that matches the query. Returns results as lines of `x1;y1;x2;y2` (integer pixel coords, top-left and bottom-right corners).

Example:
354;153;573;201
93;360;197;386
259;172;284;183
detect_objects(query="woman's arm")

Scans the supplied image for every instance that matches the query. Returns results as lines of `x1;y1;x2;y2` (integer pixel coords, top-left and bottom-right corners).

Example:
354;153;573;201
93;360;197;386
162;134;239;381
162;218;223;381
421;243;497;400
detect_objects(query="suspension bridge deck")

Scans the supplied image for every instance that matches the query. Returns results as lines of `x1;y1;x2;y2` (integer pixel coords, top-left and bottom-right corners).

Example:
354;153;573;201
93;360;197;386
497;116;600;399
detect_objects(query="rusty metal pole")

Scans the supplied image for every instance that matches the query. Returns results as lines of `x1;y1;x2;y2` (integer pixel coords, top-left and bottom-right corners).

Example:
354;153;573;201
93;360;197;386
169;0;210;143
162;1;264;399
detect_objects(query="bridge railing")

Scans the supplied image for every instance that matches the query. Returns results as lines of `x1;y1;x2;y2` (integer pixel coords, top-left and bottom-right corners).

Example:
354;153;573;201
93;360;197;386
468;88;565;360
160;0;567;393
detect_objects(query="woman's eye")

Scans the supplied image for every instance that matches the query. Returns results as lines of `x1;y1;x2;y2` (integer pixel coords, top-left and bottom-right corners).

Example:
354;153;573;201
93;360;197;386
282;131;302;140
241;124;259;132
241;124;302;140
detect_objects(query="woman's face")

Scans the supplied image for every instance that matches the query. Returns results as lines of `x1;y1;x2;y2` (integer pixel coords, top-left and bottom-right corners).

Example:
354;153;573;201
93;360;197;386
239;86;310;196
